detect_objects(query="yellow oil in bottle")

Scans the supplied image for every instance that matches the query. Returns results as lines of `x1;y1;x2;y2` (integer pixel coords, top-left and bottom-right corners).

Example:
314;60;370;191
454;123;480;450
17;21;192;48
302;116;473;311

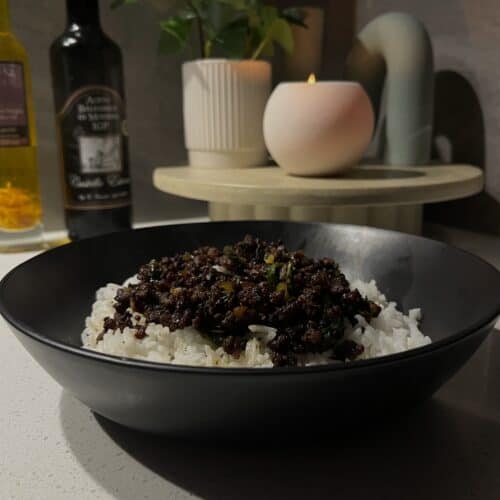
0;0;43;236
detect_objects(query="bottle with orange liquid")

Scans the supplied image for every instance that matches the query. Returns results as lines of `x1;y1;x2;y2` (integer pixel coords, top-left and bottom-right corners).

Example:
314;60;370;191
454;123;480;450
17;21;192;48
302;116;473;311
0;0;43;251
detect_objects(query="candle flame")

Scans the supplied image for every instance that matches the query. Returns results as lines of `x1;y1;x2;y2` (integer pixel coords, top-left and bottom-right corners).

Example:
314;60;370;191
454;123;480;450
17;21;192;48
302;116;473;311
307;73;316;84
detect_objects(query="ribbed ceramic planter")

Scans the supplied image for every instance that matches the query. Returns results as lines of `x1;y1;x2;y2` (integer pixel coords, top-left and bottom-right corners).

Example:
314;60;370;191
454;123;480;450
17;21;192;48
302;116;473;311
182;59;271;168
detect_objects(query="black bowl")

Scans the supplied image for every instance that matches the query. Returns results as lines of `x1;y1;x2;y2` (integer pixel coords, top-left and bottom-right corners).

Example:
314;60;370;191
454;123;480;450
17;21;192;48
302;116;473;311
1;221;499;437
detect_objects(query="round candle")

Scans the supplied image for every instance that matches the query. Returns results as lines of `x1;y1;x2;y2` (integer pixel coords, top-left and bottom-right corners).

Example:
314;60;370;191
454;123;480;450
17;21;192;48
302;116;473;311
263;76;374;177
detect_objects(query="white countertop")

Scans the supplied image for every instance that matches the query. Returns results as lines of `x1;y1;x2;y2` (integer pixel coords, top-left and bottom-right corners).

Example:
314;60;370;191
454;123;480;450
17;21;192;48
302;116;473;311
2;222;500;500
1;221;209;500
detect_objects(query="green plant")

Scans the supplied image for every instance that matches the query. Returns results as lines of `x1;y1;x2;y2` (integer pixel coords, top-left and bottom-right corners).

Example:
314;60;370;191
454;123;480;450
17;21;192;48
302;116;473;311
111;0;306;59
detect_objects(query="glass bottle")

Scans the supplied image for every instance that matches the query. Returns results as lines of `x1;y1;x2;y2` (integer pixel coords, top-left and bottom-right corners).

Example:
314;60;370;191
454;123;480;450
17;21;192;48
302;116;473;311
50;0;132;241
0;0;44;251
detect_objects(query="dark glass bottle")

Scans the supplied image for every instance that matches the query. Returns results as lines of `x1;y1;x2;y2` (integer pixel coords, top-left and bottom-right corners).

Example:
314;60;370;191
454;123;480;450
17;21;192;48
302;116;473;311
50;0;131;240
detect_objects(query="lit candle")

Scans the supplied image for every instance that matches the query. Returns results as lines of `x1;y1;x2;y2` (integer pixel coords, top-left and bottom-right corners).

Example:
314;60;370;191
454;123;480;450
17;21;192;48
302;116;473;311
263;75;374;177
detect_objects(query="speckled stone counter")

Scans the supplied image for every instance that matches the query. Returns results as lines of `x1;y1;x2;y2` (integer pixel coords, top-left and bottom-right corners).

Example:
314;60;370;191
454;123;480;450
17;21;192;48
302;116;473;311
1;223;500;500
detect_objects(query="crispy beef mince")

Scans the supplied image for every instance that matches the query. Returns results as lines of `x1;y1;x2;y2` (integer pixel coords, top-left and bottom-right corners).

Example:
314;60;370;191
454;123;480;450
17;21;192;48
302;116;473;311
102;235;381;367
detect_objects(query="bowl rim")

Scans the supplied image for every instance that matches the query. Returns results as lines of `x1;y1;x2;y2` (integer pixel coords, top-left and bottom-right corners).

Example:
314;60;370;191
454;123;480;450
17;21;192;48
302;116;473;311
1;221;499;376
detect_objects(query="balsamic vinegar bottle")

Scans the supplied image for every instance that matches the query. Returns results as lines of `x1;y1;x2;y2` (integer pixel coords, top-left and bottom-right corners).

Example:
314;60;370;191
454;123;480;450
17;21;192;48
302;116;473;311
50;0;131;240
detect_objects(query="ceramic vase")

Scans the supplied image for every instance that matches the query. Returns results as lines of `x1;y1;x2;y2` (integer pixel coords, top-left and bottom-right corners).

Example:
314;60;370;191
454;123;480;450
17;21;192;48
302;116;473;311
183;59;271;168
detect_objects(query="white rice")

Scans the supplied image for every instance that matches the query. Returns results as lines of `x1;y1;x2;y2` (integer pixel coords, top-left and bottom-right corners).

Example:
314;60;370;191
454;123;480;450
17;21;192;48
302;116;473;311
82;278;431;368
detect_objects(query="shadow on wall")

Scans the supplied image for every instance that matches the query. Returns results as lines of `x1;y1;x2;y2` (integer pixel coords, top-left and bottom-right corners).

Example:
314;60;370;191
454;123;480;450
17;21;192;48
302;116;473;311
272;0;357;81
425;70;500;234
320;0;357;79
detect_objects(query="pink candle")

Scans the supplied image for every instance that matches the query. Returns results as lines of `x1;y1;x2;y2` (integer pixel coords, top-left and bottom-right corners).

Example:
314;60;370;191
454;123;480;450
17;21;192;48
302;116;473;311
263;75;374;177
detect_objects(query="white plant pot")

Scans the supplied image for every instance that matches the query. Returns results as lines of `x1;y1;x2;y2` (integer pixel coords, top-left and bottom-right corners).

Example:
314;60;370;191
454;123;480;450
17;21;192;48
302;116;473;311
182;59;271;168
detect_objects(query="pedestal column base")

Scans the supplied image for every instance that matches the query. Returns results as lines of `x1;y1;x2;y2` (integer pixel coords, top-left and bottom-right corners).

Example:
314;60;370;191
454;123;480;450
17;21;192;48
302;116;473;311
208;203;423;234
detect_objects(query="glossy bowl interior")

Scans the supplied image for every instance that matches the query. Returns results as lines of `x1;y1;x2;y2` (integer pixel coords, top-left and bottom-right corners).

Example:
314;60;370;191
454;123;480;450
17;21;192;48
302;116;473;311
1;221;499;437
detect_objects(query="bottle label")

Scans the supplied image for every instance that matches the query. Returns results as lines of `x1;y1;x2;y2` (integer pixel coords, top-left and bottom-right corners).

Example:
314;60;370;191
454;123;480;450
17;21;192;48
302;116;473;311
57;85;131;210
0;62;30;147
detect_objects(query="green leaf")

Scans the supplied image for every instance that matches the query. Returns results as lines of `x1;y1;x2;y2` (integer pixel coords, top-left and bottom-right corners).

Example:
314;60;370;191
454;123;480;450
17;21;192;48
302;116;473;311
110;0;137;9
177;7;198;21
266;264;278;286
158;17;193;54
217;0;248;11
282;7;307;28
207;2;241;31
260;5;279;30
189;0;212;21
187;0;218;51
246;0;261;11
269;17;294;53
247;9;260;29
112;0;299;60
216;19;248;58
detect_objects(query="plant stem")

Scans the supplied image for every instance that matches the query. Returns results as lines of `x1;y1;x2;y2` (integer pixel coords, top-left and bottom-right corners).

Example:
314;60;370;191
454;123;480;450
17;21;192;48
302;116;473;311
204;39;212;58
251;35;269;60
188;1;206;58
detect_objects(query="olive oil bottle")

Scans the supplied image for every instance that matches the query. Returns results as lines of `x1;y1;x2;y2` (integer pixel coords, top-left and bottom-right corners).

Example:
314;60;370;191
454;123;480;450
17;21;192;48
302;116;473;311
0;0;43;250
50;0;132;241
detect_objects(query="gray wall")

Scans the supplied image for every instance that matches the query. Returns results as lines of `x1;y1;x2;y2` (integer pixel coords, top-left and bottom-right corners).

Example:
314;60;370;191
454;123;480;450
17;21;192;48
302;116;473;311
10;0;500;233
356;0;500;233
10;0;206;231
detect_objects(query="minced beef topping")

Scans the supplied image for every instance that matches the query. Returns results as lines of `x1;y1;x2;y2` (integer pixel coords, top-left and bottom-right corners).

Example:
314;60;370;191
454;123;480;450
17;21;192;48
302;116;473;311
102;235;381;367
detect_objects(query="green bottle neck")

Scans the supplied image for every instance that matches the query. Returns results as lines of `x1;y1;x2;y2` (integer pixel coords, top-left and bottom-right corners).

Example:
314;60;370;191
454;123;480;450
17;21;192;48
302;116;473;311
66;0;100;27
0;0;11;33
